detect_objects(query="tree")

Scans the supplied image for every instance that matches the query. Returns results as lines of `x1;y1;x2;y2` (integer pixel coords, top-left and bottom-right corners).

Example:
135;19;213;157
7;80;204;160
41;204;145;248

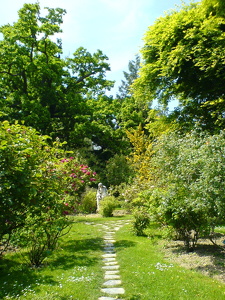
117;55;140;99
132;0;225;132
0;3;114;148
114;55;150;132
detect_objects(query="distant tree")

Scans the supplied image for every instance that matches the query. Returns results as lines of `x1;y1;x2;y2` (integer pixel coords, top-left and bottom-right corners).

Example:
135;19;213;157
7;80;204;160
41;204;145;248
114;55;150;131
132;0;225;132
117;55;140;99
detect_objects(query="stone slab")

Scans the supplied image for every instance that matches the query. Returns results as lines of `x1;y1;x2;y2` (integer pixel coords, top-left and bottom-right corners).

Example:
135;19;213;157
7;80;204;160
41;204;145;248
114;227;121;231
102;253;116;258
103;257;116;262
101;287;125;295
102;265;119;270
105;261;118;266
105;270;120;275
104;274;120;280
103;280;122;286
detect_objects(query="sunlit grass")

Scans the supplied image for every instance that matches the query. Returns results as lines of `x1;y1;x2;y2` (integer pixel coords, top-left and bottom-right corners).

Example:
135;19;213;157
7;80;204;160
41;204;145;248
1;216;225;299
115;222;225;300
0;216;107;300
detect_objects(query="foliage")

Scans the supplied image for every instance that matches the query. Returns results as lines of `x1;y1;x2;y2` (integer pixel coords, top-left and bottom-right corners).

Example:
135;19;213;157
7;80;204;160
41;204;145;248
0;3;125;174
99;196;118;217
117;55;140;99
79;189;97;214
105;154;134;187
148;130;225;250
132;207;150;236
0;121;96;264
133;0;225;131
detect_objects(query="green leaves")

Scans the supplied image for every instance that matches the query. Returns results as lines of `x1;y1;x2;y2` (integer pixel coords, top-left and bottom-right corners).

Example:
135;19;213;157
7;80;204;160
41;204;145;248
148;130;225;248
132;0;225;131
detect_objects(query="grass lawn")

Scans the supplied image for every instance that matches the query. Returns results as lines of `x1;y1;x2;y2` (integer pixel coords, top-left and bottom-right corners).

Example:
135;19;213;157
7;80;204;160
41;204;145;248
1;214;225;299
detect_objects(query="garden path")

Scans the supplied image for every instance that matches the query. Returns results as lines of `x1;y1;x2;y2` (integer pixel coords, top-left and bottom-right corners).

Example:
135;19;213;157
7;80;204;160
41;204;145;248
97;219;130;300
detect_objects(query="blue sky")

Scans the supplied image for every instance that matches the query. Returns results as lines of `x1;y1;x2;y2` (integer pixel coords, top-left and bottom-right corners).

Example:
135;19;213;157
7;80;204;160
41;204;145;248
0;0;193;97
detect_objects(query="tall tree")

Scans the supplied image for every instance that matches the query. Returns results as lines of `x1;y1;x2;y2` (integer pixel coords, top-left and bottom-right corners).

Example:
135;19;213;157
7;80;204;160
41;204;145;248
114;55;149;130
132;0;225;132
117;54;140;99
0;3;120;156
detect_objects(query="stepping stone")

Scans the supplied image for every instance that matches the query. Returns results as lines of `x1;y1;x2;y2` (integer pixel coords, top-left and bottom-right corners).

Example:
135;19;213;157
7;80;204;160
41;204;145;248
103;280;122;286
105;270;119;275
104;242;114;247
104;274;120;280
105;240;116;243
102;265;120;270
114;227;121;231
104;245;115;250
103;257;116;262
101;287;125;295
104;250;115;253
102;253;116;258
105;261;118;266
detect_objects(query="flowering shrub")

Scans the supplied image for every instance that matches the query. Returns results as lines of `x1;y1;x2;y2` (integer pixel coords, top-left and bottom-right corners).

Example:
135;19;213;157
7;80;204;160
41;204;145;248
0;121;97;265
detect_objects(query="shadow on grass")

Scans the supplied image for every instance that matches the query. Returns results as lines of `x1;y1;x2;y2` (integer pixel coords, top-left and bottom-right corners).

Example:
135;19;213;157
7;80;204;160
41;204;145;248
114;239;136;251
50;237;104;270
166;239;225;280
0;237;104;298
0;256;57;299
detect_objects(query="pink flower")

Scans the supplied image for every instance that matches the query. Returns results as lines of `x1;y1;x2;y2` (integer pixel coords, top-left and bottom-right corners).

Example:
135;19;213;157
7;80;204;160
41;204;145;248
80;165;88;169
90;178;96;181
60;158;69;163
64;203;69;206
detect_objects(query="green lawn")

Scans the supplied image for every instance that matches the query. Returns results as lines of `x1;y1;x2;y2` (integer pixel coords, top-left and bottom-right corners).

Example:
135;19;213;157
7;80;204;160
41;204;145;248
1;215;225;299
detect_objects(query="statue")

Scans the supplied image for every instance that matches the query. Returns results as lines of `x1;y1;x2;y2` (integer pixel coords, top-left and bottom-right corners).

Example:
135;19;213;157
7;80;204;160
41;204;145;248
96;182;107;212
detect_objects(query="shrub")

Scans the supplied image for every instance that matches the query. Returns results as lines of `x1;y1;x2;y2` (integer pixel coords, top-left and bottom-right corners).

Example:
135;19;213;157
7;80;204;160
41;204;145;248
148;130;225;250
132;208;150;236
99;196;117;217
0;121;97;264
79;189;97;214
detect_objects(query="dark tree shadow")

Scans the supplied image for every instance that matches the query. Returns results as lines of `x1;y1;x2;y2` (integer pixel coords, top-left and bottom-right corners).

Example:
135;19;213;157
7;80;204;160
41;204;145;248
0;236;104;298
50;237;104;270
0;257;57;299
166;238;225;279
114;240;136;251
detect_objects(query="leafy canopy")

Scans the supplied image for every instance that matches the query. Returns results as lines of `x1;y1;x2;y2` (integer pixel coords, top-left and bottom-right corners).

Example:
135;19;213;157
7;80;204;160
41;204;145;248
132;0;225;131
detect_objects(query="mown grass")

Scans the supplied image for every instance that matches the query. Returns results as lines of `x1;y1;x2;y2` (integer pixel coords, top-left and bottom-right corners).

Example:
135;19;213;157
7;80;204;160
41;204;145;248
0;216;108;300
115;222;225;300
1;215;225;299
